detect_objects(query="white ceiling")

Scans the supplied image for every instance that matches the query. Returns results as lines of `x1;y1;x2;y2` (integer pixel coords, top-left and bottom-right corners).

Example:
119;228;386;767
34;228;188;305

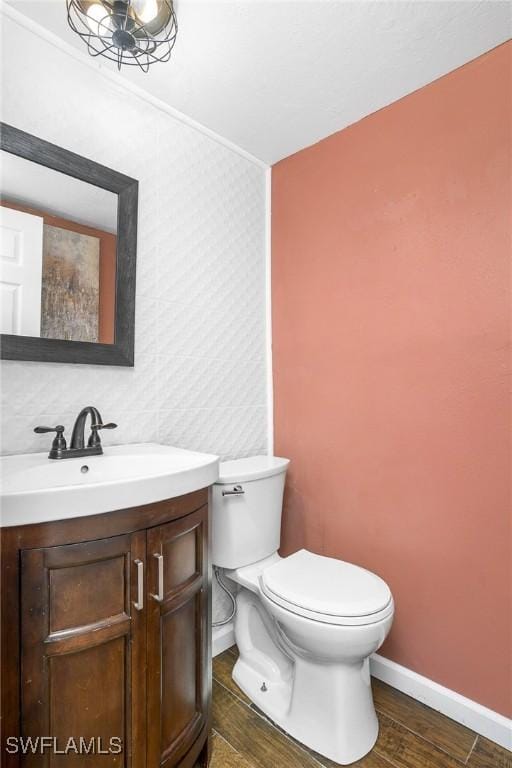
5;1;512;164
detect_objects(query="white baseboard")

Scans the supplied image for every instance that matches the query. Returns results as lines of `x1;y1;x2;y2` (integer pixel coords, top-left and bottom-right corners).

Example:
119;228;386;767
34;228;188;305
371;653;512;751
212;623;235;658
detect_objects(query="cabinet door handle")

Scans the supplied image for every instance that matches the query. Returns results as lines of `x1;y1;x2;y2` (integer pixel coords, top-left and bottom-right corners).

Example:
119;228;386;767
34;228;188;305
152;553;164;602
133;559;144;611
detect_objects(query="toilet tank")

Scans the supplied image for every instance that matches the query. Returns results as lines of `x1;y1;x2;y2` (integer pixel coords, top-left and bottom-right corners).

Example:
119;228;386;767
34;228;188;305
211;456;290;569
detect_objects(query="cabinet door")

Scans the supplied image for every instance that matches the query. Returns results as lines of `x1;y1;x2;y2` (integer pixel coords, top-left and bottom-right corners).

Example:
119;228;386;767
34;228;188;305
20;532;146;767
146;506;209;768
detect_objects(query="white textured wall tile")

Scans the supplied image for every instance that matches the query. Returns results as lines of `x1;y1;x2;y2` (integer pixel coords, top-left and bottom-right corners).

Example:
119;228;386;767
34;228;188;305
156;298;258;360
158;406;267;460
155;354;266;412
135;299;160;357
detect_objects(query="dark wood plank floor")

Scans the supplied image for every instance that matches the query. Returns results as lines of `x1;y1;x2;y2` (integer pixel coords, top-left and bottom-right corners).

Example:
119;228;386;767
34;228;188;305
210;647;511;768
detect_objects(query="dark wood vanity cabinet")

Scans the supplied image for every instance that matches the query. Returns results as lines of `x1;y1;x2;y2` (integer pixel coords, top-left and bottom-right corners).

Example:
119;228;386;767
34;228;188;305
1;489;211;768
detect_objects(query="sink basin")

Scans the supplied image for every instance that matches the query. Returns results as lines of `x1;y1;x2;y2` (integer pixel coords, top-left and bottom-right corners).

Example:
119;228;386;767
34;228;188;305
0;443;219;527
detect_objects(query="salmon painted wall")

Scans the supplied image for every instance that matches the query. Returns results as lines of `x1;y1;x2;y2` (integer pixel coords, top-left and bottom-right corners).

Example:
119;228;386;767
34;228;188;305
272;43;511;716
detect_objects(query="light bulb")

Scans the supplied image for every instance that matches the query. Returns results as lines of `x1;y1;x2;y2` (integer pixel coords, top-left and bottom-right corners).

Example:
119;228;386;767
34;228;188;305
86;3;111;37
132;0;159;24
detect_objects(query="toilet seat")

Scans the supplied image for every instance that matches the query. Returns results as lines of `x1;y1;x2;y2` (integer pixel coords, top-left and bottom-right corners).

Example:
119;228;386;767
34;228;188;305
260;549;393;626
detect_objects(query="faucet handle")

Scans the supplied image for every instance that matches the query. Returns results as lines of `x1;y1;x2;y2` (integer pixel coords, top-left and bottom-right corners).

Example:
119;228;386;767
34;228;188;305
87;422;117;448
34;425;67;458
34;425;65;434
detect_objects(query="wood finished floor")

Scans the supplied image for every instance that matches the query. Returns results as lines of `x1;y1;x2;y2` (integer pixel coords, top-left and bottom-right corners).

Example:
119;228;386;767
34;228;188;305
210;647;511;768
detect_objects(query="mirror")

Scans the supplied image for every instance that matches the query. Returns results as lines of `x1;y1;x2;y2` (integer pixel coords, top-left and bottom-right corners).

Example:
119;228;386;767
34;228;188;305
0;124;138;366
1;152;118;344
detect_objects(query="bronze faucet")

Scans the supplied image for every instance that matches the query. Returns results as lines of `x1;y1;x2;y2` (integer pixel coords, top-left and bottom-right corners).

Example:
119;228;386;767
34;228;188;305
34;406;117;459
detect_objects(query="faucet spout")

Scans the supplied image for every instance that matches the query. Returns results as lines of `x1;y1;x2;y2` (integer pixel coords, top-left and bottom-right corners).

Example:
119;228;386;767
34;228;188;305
70;406;103;450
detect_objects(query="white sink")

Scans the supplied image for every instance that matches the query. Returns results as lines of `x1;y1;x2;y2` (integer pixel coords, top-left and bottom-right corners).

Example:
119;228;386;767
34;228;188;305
0;443;219;527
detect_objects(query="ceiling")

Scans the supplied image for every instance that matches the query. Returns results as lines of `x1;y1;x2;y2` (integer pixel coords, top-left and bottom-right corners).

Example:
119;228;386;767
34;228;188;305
5;1;511;164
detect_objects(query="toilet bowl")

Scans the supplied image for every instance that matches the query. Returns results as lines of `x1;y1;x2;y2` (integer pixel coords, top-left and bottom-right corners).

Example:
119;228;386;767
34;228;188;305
212;456;394;766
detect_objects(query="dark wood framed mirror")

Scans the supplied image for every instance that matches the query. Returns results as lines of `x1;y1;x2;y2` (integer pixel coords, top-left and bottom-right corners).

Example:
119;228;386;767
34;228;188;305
0;123;138;366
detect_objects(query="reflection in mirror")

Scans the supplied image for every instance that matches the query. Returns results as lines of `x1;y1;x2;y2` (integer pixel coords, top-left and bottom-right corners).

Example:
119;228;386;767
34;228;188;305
0;151;118;344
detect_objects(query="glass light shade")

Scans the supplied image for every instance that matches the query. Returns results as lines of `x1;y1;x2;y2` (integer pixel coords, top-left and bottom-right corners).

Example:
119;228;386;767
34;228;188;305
132;0;159;24
85;2;112;37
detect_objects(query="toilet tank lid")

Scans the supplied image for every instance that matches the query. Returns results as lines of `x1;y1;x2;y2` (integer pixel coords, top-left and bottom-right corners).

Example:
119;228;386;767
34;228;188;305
217;456;290;484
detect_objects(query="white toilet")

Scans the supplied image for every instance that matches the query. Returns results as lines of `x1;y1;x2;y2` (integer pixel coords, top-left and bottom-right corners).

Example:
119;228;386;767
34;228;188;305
212;456;394;766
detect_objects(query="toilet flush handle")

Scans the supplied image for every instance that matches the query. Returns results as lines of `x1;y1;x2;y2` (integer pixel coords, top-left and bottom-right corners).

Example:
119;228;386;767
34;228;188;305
222;485;245;497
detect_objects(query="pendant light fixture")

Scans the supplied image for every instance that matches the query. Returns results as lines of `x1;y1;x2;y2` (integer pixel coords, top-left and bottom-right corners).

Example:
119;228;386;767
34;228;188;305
66;0;177;72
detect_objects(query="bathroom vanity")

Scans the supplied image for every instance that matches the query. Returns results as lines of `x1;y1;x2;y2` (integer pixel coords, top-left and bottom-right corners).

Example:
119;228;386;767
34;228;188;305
1;444;219;768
